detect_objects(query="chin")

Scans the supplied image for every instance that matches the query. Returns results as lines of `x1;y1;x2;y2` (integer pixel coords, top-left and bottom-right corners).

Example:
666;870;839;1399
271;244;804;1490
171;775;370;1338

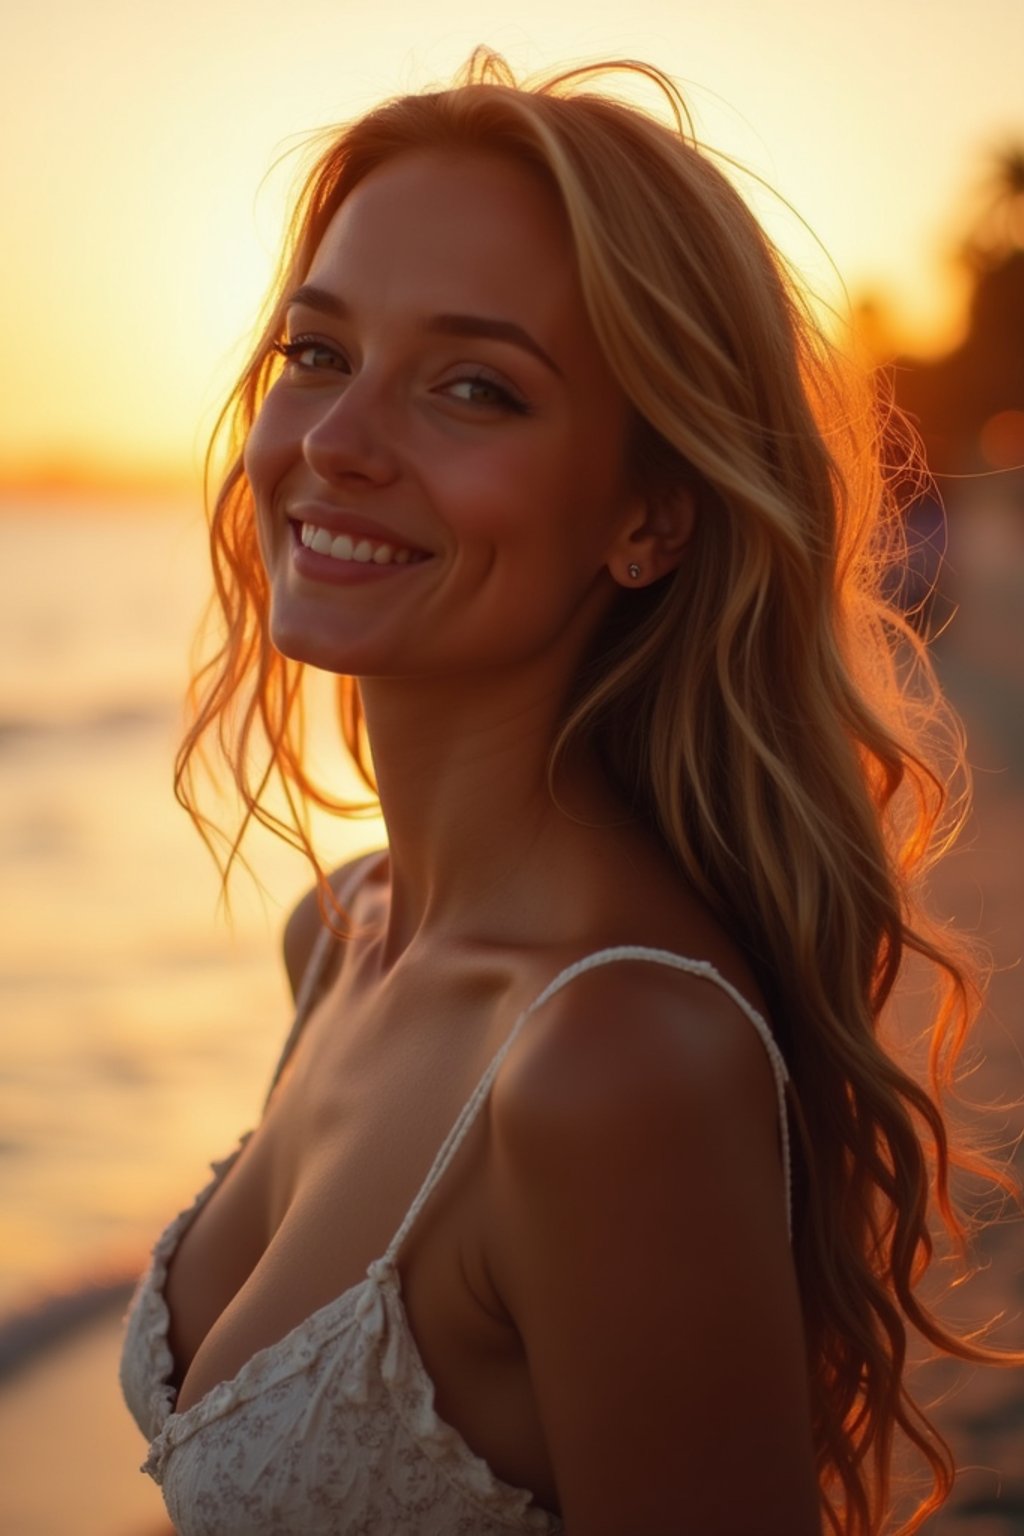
267;605;341;672
269;603;399;679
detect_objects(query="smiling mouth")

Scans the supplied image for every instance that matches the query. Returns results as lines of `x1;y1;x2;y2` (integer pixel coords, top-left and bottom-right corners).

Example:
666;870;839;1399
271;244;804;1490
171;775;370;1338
296;521;431;566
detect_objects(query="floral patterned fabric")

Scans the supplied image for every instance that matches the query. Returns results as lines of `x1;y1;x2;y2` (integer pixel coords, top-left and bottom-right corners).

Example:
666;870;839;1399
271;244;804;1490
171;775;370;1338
120;1140;561;1534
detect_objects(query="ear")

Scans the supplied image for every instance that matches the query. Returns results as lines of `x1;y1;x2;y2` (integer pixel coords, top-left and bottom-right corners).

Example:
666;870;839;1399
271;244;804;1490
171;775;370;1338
607;487;696;589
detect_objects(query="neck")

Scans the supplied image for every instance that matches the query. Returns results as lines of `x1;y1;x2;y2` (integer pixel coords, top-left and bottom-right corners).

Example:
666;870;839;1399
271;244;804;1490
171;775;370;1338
357;665;632;959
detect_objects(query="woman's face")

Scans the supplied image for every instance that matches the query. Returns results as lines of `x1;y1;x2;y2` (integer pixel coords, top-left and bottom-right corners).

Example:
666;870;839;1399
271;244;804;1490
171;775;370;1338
244;149;640;680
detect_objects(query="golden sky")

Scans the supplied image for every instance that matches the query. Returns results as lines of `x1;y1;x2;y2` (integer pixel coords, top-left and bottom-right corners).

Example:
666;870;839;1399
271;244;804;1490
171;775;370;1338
3;0;1022;487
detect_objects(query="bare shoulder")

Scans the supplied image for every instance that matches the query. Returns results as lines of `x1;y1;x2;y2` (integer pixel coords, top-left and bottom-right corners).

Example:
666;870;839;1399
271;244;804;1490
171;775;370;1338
490;955;791;1299
488;958;817;1534
493;956;784;1170
281;849;386;1001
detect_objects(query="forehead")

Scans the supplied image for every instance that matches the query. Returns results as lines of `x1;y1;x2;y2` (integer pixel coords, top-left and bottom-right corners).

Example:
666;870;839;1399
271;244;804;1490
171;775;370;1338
303;151;588;343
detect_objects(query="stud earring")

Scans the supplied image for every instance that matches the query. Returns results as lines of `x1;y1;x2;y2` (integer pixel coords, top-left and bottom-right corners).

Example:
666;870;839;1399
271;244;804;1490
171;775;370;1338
627;562;641;580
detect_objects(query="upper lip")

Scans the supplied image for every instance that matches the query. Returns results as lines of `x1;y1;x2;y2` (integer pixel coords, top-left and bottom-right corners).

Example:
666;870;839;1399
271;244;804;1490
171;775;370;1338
286;502;434;556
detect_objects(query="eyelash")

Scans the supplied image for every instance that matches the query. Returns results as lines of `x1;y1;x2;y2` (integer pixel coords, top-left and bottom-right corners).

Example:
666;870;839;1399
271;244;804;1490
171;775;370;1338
448;373;530;415
272;336;347;371
271;335;530;416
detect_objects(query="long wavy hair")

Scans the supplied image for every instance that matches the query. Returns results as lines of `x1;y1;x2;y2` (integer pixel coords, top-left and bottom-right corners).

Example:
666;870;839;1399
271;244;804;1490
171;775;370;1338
177;51;1018;1535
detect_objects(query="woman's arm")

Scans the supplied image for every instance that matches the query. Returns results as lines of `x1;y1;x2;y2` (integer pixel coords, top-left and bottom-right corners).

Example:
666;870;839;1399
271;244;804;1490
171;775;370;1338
489;960;821;1536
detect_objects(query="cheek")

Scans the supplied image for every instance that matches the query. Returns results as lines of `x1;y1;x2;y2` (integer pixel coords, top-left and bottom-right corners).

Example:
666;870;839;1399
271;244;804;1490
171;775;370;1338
242;392;302;575
447;429;612;548
242;392;293;504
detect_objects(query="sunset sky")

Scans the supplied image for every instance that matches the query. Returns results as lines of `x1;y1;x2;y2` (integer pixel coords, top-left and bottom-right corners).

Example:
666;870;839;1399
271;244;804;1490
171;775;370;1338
3;0;1022;487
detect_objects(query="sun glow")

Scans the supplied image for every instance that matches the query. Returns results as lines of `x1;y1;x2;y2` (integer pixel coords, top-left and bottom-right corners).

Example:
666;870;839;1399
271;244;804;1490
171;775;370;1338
2;0;1021;489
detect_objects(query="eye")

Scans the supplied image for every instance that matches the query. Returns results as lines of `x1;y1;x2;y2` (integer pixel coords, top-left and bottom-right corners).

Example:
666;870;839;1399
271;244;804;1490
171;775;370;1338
272;336;349;374
443;372;529;415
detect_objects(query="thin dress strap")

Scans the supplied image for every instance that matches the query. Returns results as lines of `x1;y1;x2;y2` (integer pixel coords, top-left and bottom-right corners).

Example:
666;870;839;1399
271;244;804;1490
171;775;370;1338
263;851;385;1109
384;944;792;1265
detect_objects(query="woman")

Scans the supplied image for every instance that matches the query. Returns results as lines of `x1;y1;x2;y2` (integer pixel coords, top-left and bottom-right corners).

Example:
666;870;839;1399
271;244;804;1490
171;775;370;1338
121;51;1011;1536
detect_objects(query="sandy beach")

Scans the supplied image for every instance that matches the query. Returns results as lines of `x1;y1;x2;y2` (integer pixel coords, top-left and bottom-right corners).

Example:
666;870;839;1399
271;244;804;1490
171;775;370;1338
0;1298;171;1536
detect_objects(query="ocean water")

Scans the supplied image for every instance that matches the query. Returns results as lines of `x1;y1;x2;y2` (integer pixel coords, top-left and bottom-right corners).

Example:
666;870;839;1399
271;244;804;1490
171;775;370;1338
0;496;379;1330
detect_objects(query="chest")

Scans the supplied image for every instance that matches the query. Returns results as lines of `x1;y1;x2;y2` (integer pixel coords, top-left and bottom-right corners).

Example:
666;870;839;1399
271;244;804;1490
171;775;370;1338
158;954;560;1511
162;956;527;1410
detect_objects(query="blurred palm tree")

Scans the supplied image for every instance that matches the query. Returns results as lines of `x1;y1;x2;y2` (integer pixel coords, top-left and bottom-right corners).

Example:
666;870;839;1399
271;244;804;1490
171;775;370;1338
855;143;1024;631
963;144;1024;269
886;141;1024;480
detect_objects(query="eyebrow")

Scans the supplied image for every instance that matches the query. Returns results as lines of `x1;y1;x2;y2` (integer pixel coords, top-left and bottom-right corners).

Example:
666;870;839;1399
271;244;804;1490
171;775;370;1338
285;284;563;378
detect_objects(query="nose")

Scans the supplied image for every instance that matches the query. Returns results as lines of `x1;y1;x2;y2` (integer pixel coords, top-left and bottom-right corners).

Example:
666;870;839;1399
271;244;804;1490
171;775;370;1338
301;375;400;488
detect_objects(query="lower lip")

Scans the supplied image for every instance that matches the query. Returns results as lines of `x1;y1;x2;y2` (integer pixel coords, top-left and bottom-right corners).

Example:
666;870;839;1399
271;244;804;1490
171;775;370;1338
289;527;433;586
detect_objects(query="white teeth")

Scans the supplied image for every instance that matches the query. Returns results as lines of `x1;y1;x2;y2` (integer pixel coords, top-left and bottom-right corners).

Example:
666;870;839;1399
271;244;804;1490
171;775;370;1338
300;522;420;567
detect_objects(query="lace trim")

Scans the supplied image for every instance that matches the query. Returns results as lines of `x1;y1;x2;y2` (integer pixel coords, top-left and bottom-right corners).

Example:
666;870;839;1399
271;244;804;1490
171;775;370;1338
120;1136;250;1441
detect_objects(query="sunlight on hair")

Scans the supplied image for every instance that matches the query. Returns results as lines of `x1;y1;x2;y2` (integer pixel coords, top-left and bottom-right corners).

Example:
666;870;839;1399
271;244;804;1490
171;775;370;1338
173;52;1022;1536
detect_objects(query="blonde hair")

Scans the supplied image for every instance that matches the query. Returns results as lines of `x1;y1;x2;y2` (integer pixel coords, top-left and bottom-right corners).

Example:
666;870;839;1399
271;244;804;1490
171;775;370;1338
177;51;1017;1535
